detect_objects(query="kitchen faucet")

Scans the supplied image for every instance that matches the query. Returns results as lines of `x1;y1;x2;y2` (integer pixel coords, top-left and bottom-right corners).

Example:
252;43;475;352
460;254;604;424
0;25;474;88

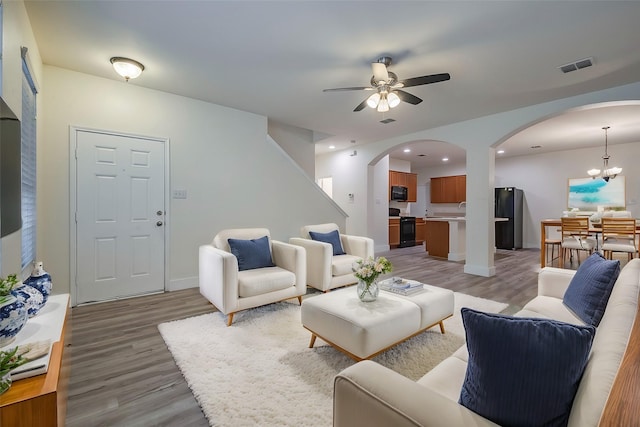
458;201;467;209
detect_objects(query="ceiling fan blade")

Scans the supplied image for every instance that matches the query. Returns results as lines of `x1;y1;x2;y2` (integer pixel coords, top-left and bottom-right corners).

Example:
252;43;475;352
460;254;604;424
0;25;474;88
353;98;369;112
395;90;423;105
323;86;374;92
400;73;451;88
372;62;389;84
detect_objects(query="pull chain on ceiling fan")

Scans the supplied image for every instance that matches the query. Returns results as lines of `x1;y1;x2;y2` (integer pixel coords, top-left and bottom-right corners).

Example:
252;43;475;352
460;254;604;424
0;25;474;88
323;56;450;112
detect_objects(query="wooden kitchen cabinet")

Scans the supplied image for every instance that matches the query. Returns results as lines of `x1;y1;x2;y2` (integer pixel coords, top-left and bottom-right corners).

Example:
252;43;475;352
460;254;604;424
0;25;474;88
389;218;400;247
425;220;449;258
389;170;418;202
415;218;425;244
430;174;466;203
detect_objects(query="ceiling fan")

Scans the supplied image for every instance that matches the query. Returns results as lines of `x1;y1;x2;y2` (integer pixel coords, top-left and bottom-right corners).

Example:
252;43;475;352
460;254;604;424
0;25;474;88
323;56;450;113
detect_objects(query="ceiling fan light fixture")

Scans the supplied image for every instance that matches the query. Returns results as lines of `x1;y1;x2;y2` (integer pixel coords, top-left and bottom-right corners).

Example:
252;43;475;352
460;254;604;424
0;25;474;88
366;93;380;109
377;96;390;112
110;57;145;81
387;92;401;108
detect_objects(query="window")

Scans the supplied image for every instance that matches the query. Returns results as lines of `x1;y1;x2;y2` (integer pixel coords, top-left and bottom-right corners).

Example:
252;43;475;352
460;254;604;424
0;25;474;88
21;52;37;270
316;176;333;198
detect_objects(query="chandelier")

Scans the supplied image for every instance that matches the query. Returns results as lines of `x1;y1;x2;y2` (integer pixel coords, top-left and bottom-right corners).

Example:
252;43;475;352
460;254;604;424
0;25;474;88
587;126;622;182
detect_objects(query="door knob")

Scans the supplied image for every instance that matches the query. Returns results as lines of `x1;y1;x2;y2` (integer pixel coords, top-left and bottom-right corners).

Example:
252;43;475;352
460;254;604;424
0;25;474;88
156;221;163;227
157;210;163;216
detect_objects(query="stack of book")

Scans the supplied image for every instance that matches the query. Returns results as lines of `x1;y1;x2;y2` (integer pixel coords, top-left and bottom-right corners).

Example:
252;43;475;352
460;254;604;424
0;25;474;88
379;278;426;296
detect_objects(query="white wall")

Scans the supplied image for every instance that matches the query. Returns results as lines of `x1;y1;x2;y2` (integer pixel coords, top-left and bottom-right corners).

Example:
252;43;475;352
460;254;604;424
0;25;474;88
267;120;315;178
40;66;346;296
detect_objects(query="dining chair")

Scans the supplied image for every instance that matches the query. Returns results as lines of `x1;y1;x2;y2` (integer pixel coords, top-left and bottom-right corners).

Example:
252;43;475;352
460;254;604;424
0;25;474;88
601;217;637;261
561;217;596;266
544;228;562;266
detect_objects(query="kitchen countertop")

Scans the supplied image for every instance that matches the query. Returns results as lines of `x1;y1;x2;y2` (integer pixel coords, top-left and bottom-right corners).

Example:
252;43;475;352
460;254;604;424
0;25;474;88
425;217;509;221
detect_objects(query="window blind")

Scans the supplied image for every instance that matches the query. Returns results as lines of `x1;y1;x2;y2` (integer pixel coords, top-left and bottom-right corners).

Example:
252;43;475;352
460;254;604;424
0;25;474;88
21;57;37;269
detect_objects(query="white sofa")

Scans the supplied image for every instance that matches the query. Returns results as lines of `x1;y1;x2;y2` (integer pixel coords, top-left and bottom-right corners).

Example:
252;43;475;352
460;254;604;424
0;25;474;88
334;259;640;427
289;223;373;292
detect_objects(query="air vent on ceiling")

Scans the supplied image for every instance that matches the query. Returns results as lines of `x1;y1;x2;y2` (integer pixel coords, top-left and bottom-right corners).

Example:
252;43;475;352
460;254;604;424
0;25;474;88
380;118;396;124
559;57;594;74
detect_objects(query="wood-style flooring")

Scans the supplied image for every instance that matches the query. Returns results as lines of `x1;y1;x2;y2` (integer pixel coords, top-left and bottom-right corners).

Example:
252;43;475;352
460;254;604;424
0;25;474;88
64;246;562;426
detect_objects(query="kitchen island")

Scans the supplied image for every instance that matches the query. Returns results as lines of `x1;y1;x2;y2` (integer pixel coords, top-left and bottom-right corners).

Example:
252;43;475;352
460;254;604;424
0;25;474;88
425;217;508;261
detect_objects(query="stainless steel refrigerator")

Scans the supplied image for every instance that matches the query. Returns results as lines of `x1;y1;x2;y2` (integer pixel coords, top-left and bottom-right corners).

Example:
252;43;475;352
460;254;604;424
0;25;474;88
495;187;523;250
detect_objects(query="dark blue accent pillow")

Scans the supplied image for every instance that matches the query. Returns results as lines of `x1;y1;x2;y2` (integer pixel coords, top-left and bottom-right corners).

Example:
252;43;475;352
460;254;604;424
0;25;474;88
309;229;346;256
459;308;595;427
563;252;620;326
227;236;275;271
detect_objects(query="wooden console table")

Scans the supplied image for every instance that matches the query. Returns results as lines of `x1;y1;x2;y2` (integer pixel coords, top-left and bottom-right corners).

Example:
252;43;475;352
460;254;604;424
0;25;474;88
0;294;70;427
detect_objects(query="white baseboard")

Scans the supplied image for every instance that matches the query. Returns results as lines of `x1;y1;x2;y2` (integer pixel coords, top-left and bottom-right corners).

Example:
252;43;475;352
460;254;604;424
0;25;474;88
464;264;496;277
168;276;198;291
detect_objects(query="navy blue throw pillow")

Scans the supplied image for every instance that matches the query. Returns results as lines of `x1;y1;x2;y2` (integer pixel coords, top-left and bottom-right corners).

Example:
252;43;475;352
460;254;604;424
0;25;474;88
459;308;595;427
563;252;620;327
309;229;346;256
228;236;275;271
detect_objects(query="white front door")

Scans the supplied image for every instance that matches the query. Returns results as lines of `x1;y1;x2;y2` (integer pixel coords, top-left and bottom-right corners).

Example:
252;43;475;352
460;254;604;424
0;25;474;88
73;129;166;304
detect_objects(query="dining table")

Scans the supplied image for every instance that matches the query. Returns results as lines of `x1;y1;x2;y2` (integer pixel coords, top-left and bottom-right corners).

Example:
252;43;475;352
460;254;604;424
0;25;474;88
540;219;640;268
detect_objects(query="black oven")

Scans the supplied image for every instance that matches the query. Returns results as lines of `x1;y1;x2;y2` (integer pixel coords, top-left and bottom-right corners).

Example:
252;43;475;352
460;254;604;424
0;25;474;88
399;216;416;248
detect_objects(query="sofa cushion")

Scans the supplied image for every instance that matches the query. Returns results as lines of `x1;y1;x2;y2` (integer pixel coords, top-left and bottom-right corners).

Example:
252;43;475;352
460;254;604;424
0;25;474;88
332;254;361;276
309;229;346;255
459;308;595;427
563;252;620;326
518;295;584;325
237;266;295;298
228;235;275;271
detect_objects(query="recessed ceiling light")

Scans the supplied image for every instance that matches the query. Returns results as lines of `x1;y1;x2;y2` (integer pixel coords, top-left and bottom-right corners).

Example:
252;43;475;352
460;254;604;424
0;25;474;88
329;145;335;149
497;150;505;154
403;148;411;153
442;157;449;162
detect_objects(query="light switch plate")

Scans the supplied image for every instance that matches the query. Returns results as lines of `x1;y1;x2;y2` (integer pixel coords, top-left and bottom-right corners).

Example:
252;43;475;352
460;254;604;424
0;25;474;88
172;189;187;199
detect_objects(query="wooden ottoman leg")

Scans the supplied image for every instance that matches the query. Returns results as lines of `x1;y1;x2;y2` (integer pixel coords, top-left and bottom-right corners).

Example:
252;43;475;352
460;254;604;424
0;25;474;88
439;321;446;334
308;334;317;348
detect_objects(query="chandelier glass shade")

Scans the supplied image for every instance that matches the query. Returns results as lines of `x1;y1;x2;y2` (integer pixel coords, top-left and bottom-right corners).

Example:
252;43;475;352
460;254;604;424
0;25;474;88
588;126;622;182
110;57;145;81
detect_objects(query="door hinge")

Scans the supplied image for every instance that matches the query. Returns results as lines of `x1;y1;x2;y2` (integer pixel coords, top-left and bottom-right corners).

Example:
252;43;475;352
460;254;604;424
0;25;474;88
74;212;78;223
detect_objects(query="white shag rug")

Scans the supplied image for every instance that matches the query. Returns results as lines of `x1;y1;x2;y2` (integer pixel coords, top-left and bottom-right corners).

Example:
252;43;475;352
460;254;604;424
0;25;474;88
158;291;507;427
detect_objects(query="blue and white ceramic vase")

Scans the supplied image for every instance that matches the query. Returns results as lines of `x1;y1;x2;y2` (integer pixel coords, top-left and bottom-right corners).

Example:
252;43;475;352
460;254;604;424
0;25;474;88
12;284;45;317
23;262;53;306
0;294;28;347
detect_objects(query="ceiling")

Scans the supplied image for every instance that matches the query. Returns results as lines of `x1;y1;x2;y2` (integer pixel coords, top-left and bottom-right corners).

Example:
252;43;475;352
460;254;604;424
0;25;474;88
23;1;640;168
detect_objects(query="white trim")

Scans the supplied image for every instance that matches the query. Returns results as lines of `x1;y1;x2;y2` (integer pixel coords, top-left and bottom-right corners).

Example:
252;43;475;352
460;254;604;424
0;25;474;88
168;276;198;291
69;126;170;307
463;264;496;277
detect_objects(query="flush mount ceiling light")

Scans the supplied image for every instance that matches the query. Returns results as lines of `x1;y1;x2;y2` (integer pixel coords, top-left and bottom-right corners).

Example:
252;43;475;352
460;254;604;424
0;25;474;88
110;57;145;82
588;126;622;182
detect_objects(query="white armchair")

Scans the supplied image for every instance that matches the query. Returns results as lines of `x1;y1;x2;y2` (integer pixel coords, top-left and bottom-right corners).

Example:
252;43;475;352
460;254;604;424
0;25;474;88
199;228;306;325
289;223;374;292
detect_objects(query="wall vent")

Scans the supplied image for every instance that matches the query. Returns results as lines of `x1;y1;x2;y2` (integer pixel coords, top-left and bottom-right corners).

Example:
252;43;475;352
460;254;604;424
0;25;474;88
559;57;594;73
380;118;396;124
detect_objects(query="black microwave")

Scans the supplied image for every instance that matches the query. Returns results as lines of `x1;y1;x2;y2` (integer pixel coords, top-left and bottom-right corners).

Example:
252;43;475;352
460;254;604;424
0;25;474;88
391;186;408;201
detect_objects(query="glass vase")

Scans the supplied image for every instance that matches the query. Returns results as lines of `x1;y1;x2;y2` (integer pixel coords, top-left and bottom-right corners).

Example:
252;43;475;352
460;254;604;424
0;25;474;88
0;372;11;395
357;279;379;302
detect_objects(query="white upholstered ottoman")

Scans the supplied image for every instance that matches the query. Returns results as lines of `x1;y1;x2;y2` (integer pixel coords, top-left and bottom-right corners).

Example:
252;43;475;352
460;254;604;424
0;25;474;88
301;284;454;361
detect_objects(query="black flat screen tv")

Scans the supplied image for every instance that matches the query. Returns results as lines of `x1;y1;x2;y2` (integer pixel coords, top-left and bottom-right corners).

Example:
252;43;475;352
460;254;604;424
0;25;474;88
0;96;22;237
